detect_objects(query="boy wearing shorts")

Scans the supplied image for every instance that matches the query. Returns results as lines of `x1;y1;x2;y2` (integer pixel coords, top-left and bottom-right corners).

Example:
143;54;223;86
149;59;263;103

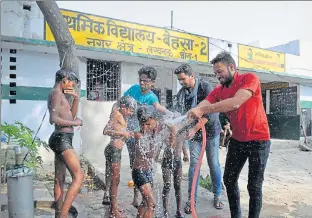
102;96;137;218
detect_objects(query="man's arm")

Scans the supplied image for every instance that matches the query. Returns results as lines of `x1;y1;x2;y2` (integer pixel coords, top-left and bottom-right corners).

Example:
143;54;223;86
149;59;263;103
49;90;80;126
199;74;259;115
190;117;208;132
199;89;253;114
153;102;171;114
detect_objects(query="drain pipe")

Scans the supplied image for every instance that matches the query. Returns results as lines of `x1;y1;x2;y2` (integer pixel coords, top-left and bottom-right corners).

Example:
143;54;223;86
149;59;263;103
6;145;34;218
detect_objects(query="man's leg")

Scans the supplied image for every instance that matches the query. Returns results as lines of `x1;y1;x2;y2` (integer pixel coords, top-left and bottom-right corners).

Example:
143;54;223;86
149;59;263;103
184;140;201;214
54;154;66;218
161;168;171;217
223;139;248;218
247;141;271;218
59;149;84;218
205;135;224;209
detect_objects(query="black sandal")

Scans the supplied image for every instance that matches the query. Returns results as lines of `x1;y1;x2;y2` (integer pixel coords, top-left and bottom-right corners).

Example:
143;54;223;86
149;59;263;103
69;206;78;218
184;202;193;214
213;195;224;210
102;195;110;205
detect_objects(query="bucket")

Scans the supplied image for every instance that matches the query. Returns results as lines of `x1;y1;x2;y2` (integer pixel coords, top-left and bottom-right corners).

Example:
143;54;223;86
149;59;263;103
6;166;34;218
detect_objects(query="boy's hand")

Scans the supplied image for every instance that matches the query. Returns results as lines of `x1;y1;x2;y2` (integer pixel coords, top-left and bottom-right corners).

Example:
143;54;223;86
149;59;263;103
64;88;79;100
123;131;133;139
74;118;83;126
185;128;197;140
183;153;189;162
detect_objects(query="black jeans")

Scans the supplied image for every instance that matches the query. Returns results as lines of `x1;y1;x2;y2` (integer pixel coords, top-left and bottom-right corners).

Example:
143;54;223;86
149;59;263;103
223;138;271;218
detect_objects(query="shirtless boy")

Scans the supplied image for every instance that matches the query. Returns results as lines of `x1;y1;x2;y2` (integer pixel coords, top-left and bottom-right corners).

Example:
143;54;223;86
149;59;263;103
102;96;137;218
48;69;83;218
132;105;177;218
161;137;189;218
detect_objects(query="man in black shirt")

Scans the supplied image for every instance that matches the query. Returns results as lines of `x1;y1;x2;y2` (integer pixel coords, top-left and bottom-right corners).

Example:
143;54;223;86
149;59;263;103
173;64;224;213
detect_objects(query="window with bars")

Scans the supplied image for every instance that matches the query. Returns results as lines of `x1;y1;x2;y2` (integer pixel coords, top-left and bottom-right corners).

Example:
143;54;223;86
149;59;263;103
87;59;121;101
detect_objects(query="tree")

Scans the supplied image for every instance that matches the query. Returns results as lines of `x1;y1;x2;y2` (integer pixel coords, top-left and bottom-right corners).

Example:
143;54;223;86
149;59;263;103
36;0;80;104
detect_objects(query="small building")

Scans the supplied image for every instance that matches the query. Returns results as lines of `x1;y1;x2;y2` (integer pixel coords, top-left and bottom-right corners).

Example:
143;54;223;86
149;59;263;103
1;2;312;163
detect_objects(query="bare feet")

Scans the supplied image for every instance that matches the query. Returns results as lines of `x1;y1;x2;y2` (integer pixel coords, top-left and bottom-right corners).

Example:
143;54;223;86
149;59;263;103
132;197;139;208
109;208;125;218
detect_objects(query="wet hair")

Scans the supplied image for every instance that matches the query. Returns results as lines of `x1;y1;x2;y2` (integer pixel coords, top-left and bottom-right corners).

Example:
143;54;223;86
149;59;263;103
55;69;80;85
210;51;237;69
174;63;193;76
137;105;162;123
118;96;137;111
138;66;157;80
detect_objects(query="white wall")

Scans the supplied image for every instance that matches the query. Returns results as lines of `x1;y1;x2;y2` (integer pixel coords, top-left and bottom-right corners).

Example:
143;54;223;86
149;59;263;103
1;1;44;39
1;48;86;162
300;85;312;102
285;41;312;78
120;62;176;100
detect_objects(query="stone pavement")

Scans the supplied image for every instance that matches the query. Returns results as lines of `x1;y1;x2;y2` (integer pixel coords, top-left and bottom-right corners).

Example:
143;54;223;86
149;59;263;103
0;180;88;218
1;139;311;217
87;152;231;218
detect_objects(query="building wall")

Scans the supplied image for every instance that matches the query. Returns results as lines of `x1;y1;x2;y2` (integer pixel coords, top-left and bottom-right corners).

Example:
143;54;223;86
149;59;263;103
1;1;44;40
120;62;176;101
1;48;86;162
300;85;312;102
285;41;312;78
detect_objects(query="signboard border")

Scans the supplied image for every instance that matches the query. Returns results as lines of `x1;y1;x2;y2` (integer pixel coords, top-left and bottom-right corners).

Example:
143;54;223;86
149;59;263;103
43;8;209;63
237;43;286;73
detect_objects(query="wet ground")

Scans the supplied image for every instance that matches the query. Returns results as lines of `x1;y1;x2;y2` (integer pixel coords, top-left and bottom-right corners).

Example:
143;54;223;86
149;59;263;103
1;139;312;217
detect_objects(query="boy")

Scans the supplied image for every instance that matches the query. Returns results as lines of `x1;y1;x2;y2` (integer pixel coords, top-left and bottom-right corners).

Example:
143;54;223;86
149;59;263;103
161;136;189;218
48;69;83;218
122;66;176;207
102;96;137;218
132;106;177;218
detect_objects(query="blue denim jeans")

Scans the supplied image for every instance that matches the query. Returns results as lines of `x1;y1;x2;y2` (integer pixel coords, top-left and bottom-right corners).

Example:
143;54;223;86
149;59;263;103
187;134;223;202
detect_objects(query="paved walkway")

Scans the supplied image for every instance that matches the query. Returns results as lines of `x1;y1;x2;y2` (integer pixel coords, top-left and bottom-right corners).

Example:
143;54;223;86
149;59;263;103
88;154;231;218
1;139;311;217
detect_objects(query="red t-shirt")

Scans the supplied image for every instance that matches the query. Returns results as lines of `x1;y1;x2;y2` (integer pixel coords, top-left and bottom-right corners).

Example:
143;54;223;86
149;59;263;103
206;72;270;142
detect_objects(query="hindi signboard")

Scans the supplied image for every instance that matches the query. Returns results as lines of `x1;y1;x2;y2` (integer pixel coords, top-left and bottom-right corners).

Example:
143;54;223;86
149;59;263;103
238;44;286;73
44;9;209;63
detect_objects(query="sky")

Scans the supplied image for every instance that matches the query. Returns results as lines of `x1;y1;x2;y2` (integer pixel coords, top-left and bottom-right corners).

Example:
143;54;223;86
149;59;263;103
56;1;312;48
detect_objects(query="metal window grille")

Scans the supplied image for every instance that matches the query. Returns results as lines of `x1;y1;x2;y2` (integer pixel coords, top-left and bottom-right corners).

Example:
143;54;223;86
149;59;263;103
87;59;121;101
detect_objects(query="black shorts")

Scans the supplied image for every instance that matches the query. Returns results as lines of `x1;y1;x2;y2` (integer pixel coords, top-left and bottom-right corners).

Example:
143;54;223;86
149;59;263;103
48;132;74;155
161;147;182;170
132;169;153;188
104;144;122;163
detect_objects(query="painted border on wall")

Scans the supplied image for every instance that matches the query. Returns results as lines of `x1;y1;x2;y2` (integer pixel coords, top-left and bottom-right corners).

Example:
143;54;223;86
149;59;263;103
1;84;86;101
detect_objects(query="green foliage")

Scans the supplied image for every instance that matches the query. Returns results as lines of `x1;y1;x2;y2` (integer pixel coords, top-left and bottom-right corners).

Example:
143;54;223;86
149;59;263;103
1;121;49;169
199;174;213;192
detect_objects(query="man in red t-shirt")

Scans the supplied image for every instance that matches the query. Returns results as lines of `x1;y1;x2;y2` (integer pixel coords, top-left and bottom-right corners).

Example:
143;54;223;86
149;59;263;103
188;51;271;218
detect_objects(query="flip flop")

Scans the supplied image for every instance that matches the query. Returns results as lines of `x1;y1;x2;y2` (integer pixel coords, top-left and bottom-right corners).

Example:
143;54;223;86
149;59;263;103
184;202;192;214
213;195;224;210
69;206;78;218
102;195;110;205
